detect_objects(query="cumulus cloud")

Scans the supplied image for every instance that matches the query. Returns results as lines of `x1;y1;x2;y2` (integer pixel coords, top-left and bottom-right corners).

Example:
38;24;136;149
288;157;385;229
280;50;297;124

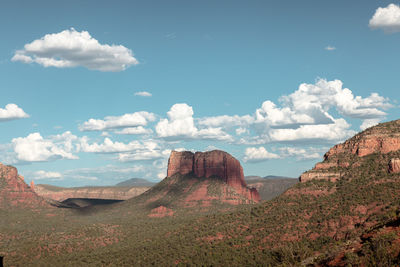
134;91;152;97
34;170;63;179
255;100;331;128
360;118;381;130
198;115;254;128
268;118;355;143
155;103;233;141
325;46;336;51
0;104;29;121
12;131;79;162
279;147;322;160
243;78;391;144
114;126;153;135
236;127;249;135
12;28;138;71
369;4;400;33
80;137;159;154
118;149;170;162
281;79;391;120
80;111;156;131
243;147;280;162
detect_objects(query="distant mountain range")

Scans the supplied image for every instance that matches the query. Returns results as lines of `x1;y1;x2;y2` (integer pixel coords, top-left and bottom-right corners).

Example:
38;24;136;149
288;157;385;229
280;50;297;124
245;175;296;180
245;175;298;200
115;178;155;187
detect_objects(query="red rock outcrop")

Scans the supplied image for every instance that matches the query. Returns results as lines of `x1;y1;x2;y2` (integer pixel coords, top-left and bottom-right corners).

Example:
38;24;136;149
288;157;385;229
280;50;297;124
34;185;150;202
300;120;400;182
389;158;400;173
167;151;194;177
0;163;49;208
299;171;342;183
167;150;260;203
148;205;174;218
325;120;400;160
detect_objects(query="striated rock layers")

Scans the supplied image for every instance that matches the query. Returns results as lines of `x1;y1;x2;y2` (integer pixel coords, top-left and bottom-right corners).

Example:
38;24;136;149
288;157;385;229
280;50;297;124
300;120;400;182
0;163;49;208
34;185;150;202
167;150;260;203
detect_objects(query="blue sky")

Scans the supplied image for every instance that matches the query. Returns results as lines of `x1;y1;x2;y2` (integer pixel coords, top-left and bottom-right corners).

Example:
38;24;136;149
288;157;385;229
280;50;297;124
1;0;400;186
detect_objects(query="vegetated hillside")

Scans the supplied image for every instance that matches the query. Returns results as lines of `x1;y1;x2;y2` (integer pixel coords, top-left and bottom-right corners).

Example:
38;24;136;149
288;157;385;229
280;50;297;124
121;150;260;217
34;184;150;201
124;173;258;216
247;178;298;201
115;178;155;187
2;120;400;266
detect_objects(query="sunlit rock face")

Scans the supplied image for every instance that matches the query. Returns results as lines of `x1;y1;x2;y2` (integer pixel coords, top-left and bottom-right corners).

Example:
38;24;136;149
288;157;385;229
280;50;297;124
300;120;400;182
167;150;260;203
0;163;49;208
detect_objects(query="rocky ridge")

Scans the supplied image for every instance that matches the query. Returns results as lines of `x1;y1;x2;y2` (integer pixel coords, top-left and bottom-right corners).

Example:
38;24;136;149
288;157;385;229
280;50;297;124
0;163;49;208
300;120;400;182
34;184;150;202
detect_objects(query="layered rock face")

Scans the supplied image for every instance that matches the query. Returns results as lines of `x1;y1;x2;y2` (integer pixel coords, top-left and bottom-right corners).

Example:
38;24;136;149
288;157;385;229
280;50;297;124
300;120;400;182
325;120;400;159
167;151;194;177
34;185;150;202
167;150;260;202
0;163;49;208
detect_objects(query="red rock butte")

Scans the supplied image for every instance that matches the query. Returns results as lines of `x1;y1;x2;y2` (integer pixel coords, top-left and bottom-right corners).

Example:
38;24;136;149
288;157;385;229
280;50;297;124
167;150;260;202
0;163;49;208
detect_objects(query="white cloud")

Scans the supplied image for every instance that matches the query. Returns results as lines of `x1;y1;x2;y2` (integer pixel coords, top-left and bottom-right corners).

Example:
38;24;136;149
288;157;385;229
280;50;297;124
34;170;63;179
369;4;400;33
12;28;138;72
325;46;336;51
360;118;381;130
80;137;159;154
281;79;391;120
118;150;164;161
156;103;233;141
156;103;197;138
198;115;254;128
255;100;330;128
114;126;153;135
243;147;280;162
236;127;249;135
268;118;355;142
0;104;29;121
12;131;79;162
80;111;156;131
134;91;152;97
279;147;321;160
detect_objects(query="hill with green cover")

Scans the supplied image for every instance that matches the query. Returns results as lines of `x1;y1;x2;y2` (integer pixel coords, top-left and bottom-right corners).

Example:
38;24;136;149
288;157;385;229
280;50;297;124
2;120;400;266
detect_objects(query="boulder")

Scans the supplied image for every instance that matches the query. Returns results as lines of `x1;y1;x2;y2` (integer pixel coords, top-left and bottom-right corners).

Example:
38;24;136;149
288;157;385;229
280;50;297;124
389;158;400;173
